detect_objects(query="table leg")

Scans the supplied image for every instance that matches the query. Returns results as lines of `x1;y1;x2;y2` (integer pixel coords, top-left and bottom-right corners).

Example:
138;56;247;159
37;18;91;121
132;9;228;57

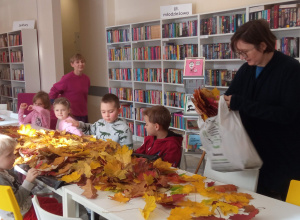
63;189;77;217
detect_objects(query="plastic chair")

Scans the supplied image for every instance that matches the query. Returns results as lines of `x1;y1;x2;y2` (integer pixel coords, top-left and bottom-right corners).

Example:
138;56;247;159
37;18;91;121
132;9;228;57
0;185;23;220
286;180;300;206
31;195;82;220
203;158;260;192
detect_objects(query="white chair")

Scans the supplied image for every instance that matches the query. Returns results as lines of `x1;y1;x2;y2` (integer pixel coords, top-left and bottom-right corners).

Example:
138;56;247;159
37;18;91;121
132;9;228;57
204;158;260;192
32;195;82;220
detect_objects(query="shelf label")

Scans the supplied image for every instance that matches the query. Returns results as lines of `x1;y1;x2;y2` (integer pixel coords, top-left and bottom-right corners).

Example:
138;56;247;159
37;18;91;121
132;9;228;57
13;20;35;31
160;3;192;19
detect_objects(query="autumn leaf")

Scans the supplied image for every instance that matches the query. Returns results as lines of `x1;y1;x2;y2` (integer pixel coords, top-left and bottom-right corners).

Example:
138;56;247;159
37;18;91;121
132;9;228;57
214;184;238;193
115;145;132;165
60;171;82;183
104;159;127;180
81;179;98;199
212;202;239;216
228;208;259;220
153;158;175;172
168;207;193;220
140;194;156;220
90;160;101;169
109;192;130;203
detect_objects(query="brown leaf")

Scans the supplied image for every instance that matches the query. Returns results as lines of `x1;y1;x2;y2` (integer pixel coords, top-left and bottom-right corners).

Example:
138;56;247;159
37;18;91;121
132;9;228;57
81;179;98;199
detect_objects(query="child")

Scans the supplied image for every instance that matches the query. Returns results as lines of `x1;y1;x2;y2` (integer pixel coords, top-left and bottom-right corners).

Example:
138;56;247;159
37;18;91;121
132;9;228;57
49;53;90;123
0;134;62;220
53;97;83;136
18;91;51;129
135;106;183;167
68;93;133;148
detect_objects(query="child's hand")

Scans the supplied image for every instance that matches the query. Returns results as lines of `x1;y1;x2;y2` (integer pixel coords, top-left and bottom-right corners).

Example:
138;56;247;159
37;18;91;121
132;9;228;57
20;103;28;110
25;168;39;183
65;118;79;127
27;105;33;111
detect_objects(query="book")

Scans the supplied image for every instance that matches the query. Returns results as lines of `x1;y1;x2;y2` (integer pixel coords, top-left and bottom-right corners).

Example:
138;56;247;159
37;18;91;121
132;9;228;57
183;57;204;76
150;25;161;39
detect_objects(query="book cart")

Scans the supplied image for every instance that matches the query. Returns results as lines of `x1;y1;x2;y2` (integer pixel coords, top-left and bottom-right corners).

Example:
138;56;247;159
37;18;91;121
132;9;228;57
0;29;40;112
106;0;300;171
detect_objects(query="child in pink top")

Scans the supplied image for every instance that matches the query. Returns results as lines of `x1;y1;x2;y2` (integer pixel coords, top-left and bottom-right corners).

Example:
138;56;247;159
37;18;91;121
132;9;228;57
53;97;82;136
18;91;51;129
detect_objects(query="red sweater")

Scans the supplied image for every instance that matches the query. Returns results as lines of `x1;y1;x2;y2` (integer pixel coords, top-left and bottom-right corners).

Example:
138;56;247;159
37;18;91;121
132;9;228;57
135;130;183;167
49;71;90;116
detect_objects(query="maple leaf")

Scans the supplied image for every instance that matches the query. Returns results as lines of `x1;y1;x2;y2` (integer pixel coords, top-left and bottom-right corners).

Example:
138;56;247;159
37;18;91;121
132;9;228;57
156;175;170;187
228;208;259;220
60;171;82;183
177;199;212;217
243;205;256;213
153;158;176;172
214;184;238;193
212;202;239;216
90;160;101;170
167;173;187;184
109;192;130;203
168;207;193;220
207;181;215;187
140;194;156;220
170;185;195;194
192;216;225;220
81;179;98;199
104;159;127;180
115;145;132;165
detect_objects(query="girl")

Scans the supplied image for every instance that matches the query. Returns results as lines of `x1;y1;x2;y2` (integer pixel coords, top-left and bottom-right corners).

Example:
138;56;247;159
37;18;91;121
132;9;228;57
18;91;51;129
0;134;63;220
53;97;83;136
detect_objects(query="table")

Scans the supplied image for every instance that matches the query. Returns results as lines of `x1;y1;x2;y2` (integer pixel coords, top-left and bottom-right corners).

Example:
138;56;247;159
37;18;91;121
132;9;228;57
62;176;300;220
0;110;19;126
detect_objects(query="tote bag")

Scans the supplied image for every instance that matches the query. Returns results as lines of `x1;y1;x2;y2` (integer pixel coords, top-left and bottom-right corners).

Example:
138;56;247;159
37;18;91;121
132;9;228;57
198;95;263;172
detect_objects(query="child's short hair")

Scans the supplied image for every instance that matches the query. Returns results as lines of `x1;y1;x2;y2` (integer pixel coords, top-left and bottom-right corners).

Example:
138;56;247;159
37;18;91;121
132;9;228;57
0;134;17;154
33;91;51;110
143;106;171;131
53;97;71;109
101;93;120;108
70;53;86;63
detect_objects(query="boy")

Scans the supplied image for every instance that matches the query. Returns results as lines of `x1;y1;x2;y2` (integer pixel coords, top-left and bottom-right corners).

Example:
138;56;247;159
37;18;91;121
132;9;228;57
69;93;133;148
0;134;62;219
135;106;183;167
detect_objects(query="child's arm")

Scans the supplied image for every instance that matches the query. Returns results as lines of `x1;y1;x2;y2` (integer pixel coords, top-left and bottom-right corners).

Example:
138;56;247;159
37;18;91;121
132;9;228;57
119;126;133;149
78;121;98;136
31;105;51;129
18;104;33;125
63;121;83;136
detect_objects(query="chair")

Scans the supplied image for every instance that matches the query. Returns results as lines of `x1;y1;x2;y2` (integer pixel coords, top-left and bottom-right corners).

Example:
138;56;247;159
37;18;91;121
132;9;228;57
286;180;300;206
0;185;23;220
203;158;259;192
31;195;82;220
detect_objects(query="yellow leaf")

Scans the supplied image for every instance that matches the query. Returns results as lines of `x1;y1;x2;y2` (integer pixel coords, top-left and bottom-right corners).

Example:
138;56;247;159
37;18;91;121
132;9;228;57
212;201;239;216
60;171;82;183
90;161;101;170
143;174;154;185
115;145;132;165
109;192;130;203
104;159;127;180
168;207;193;220
153;158;175;171
140;194;156;220
212;87;220;99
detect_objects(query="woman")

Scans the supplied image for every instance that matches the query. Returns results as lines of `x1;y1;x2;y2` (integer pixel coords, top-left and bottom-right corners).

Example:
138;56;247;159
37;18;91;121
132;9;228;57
225;19;300;200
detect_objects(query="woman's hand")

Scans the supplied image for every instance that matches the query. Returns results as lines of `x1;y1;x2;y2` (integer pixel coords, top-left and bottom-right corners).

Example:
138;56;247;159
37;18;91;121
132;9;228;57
224;95;232;107
25;168;39;183
20;103;28;110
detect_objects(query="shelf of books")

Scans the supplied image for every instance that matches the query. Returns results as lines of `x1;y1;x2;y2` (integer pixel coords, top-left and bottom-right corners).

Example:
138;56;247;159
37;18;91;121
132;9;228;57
0;29;40;112
106;0;300;146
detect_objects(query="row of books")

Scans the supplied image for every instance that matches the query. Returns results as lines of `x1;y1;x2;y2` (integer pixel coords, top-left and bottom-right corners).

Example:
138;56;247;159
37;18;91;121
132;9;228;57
164;92;185;108
131;25;161;41
132;46;161;60
133;68;162;82
162;20;197;38
0;99;16;112
249;3;300;29
109;87;133;101
0;51;9;63
0;67;10;80
9;34;22;46
185;134;202;152
135;123;147;137
106;29;130;43
0;35;8;48
134;89;162;104
163;68;184;84
170;112;185;130
127;121;134;135
0;84;12;96
163;43;198;60
205;69;237;87
13;87;25;98
13;69;25;81
276;37;299;58
202;43;237;60
119;103;134;119
109;68;132;81
135;107;146;121
107;46;131;61
10;51;23;63
200;13;246;35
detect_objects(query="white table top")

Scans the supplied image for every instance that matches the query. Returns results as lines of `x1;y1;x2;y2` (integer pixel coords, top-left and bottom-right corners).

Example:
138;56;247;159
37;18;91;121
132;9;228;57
0;110;19;126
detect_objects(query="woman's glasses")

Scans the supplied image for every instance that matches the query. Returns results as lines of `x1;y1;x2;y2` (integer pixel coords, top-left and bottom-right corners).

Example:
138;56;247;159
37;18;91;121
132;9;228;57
235;47;255;59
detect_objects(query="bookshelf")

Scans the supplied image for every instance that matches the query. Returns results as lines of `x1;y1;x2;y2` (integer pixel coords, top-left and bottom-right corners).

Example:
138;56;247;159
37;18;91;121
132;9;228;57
0;29;40;112
106;0;300;170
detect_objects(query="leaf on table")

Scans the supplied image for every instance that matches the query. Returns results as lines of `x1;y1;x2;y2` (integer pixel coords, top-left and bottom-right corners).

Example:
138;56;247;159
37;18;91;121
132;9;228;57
212;202;239;216
228;208;259;220
167;173;187;184
207;181;215;187
168;207;193;220
140;194;156;220
115;145;132;165
109;192;130;203
243;205;256;213
60;171;82;183
81;179;98;199
214;184;238;193
153;158;175;172
192;216;226;220
156;175;170;187
104;159;127;180
177;199;212;216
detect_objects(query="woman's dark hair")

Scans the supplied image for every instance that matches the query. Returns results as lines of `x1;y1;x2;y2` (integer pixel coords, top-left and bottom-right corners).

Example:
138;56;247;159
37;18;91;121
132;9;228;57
231;19;276;53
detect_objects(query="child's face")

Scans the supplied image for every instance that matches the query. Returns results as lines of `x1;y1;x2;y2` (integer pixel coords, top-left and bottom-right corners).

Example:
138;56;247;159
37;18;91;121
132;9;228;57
54;104;70;120
0;149;15;171
34;98;45;108
71;59;85;74
100;102;120;123
144;115;157;136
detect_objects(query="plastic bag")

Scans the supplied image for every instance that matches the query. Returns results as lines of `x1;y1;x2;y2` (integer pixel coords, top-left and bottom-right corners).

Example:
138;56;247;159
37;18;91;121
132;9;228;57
198;95;263;172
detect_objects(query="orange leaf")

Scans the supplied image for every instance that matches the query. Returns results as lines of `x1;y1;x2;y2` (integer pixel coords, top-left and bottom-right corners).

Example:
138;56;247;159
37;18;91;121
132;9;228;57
81;179;98;199
109;192;130;203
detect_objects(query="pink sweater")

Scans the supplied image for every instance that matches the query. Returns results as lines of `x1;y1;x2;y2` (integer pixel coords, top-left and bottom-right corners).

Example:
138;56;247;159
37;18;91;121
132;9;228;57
18;106;50;129
49;71;90;116
58;116;82;136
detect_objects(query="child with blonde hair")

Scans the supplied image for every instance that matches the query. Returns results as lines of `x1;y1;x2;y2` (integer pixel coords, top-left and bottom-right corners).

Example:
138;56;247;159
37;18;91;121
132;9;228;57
0;134;62;220
53;97;83;136
18;91;51;129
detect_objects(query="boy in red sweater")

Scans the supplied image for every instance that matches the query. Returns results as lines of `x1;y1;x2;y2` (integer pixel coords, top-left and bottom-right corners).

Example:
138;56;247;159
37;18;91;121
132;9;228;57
135;106;183;167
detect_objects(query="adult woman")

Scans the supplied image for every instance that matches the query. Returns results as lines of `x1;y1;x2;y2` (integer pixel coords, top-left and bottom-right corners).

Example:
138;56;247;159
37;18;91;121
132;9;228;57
225;19;300;200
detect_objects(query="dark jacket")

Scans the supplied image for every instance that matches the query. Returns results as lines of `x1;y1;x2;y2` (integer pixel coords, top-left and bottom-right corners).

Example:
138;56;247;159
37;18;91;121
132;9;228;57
225;50;300;195
135;130;183;167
